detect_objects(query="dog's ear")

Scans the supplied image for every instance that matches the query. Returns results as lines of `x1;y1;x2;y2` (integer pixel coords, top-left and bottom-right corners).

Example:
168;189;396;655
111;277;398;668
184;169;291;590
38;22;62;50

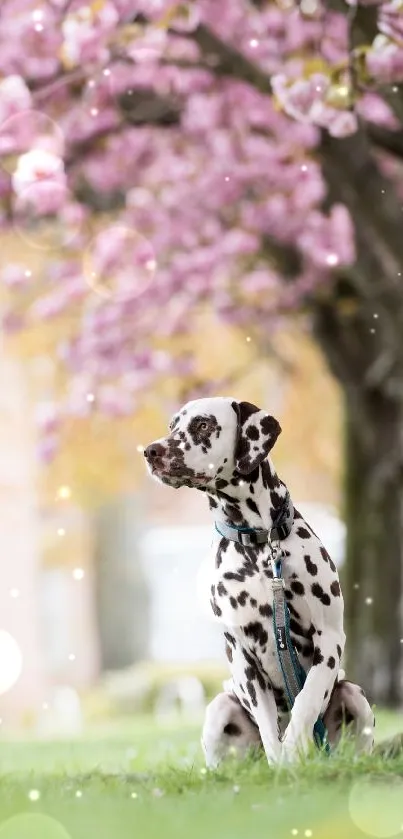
232;400;281;475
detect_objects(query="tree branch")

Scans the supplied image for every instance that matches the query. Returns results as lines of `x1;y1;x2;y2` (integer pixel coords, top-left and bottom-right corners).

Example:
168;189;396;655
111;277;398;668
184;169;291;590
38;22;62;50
366;123;403;158
183;23;272;94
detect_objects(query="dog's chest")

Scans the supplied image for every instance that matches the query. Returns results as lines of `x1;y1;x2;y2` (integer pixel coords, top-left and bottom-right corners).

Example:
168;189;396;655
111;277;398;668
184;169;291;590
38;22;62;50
197;537;315;682
200;541;274;625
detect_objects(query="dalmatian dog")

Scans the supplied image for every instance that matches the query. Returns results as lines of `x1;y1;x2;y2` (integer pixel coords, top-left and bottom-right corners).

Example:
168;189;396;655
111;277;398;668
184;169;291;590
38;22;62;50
144;397;375;766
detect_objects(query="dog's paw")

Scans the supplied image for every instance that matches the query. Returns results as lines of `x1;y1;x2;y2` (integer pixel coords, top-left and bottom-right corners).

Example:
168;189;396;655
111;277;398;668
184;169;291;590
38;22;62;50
281;729;311;763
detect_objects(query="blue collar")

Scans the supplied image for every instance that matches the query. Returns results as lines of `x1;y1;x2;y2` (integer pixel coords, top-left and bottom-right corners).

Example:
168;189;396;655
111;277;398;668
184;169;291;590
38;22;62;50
215;491;294;548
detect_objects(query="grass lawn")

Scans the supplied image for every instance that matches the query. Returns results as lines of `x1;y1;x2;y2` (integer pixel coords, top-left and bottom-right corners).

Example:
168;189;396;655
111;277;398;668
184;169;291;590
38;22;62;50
0;710;402;839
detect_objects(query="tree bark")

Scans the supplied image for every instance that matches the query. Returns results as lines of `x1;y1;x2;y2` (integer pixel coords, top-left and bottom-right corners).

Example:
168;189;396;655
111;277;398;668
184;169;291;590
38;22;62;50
93;493;151;671
343;391;403;705
314;302;403;705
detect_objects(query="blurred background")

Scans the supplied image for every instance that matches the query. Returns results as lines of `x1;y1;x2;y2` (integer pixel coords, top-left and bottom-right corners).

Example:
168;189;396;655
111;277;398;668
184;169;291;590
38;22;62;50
0;0;402;739
0;296;346;734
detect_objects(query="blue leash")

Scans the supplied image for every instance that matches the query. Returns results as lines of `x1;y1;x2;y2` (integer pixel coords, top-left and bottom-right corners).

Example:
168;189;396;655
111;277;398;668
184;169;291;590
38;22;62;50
272;555;330;754
215;493;330;754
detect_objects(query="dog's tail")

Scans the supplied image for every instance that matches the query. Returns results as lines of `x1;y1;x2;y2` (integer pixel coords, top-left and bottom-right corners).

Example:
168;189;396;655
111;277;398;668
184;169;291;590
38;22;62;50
373;732;403;758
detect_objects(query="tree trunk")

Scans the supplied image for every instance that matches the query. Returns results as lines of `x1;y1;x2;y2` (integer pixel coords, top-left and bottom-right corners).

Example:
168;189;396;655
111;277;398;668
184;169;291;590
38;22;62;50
343;392;403;705
93;493;151;671
314;300;403;705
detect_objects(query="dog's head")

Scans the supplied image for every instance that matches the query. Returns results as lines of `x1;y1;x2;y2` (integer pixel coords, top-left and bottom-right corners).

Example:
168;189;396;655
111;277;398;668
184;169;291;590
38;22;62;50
144;397;281;489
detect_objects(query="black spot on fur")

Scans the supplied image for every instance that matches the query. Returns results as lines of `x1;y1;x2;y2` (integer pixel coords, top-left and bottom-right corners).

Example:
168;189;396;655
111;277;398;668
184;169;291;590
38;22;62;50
217;582;227;597
337;645;342;659
244;622;268;647
335;708;354;728
210;598;222;617
246;498;260;516
320;546;337;572
230;596;238;609
216;537;229;569
224;632;236;647
246;680;257;707
259;603;273;619
246;425;259;441
304;555;318;576
313;647;324;665
237;590;249;606
327;656;336;669
223;722;241;736
330;580;341;597
311;583;331;606
291;580;305;596
270;490;282;508
296;527;311;539
289;618;305;637
287;602;300;619
224;571;246;583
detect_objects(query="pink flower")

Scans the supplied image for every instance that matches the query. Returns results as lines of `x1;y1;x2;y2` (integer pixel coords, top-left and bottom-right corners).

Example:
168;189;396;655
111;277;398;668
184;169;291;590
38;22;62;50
366;34;403;83
357;93;400;128
35;401;60;434
272;74;330;123
326;110;358;138
0;76;31;126
12;149;66;195
1;264;33;289
379;1;403;43
61;2;118;67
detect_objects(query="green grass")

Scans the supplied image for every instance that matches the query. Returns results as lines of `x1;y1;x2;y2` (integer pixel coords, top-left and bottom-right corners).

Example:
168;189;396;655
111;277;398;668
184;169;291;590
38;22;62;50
0;710;402;839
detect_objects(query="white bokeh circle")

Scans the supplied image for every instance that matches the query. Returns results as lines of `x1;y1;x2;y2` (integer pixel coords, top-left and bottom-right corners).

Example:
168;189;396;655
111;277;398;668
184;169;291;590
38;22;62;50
0;110;65;176
349;778;403;838
82;224;156;300
0;630;23;695
0;814;71;839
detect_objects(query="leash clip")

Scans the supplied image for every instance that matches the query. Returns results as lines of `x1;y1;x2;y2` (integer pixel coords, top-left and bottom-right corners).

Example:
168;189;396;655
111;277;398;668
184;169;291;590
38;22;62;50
269;537;284;584
269;537;281;562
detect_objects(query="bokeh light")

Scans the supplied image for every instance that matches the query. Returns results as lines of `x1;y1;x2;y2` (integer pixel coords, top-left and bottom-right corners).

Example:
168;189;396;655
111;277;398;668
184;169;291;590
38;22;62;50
349;778;403;837
0;814;71;839
0;110;65;176
82;225;157;301
13;183;83;251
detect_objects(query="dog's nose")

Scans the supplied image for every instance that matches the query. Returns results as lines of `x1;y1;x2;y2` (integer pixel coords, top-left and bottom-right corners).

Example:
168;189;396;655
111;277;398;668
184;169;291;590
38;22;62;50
144;442;166;461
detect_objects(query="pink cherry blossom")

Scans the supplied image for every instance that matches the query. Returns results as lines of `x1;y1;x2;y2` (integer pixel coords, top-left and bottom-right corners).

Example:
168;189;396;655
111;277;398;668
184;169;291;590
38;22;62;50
0;0;399;459
12;149;66;195
0;76;31;126
366;34;403;82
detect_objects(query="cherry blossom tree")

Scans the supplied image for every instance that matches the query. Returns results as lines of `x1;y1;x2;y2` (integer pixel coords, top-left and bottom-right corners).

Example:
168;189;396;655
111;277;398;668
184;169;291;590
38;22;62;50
1;0;403;702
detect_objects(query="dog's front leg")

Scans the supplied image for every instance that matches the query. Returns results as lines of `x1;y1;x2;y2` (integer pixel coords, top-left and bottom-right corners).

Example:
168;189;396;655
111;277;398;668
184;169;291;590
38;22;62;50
281;627;345;762
231;642;281;765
